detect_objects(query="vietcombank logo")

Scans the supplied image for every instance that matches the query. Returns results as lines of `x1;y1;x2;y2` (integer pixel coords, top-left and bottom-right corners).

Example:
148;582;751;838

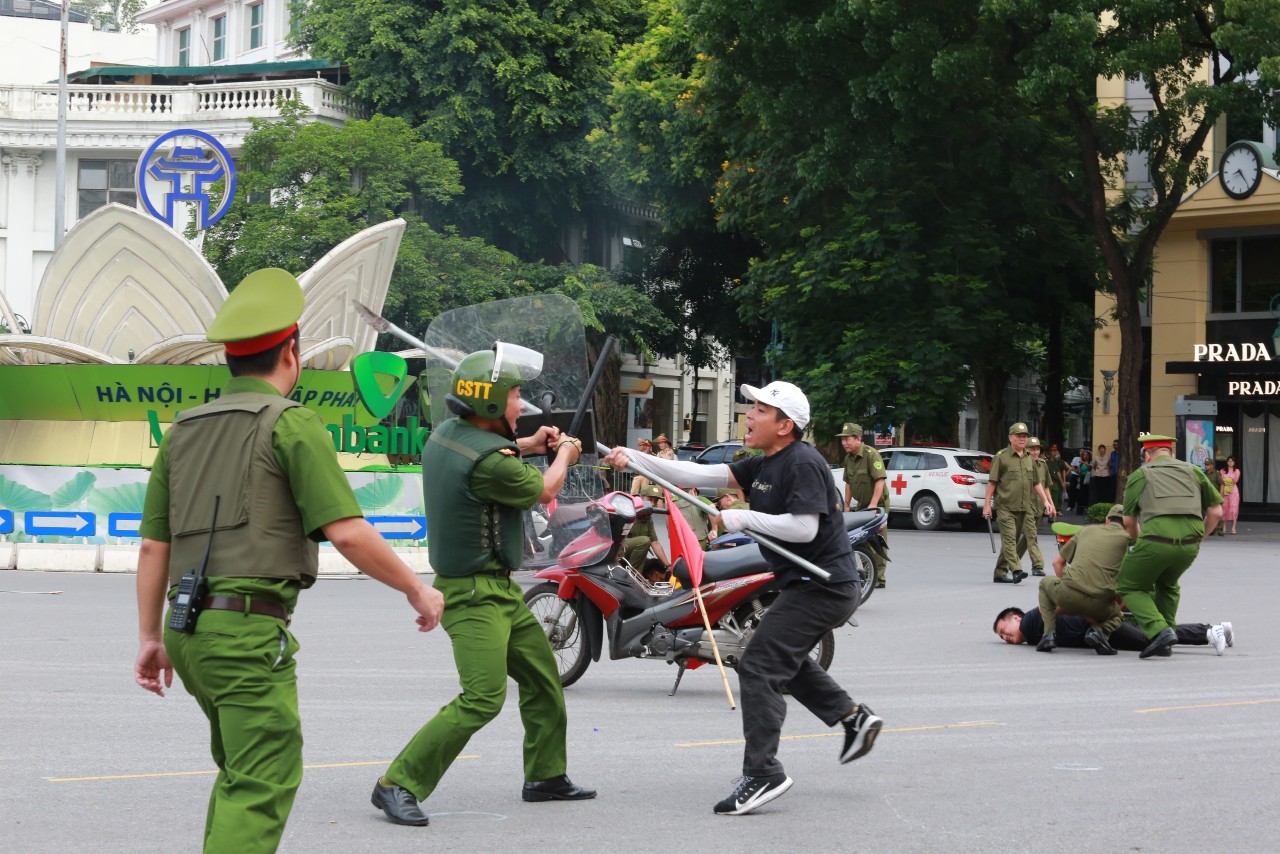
328;352;427;455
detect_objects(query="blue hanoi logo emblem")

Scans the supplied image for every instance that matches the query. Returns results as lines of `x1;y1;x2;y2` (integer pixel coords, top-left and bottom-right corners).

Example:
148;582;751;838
136;129;238;230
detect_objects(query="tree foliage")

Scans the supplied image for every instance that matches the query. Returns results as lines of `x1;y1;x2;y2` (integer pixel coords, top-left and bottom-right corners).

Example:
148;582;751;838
297;0;645;262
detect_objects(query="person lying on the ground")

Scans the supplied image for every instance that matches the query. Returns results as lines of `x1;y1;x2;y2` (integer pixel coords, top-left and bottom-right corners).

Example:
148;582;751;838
992;606;1232;655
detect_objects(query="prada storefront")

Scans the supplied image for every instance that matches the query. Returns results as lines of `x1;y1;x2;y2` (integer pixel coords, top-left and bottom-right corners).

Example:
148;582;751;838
1093;139;1280;518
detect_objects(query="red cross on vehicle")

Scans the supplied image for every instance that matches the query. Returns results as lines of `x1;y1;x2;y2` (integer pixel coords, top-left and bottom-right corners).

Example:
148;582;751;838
890;474;908;495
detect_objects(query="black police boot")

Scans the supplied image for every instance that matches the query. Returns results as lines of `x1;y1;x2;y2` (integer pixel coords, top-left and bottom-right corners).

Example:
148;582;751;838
993;574;1018;583
1031;567;1046;576
1139;627;1178;659
522;775;597;802
1036;632;1056;653
1012;570;1029;582
1084;627;1118;656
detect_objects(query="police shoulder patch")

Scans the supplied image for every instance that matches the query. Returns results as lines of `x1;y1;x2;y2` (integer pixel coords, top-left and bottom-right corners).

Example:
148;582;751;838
498;448;516;456
873;460;883;469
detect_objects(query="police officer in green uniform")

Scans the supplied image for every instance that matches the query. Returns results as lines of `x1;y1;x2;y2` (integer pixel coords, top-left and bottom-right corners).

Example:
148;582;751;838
1018;437;1057;576
133;268;445;853
837;422;889;587
676;486;712;549
1116;433;1223;658
984;423;1057;583
372;343;595;827
624;484;671;570
1034;504;1131;654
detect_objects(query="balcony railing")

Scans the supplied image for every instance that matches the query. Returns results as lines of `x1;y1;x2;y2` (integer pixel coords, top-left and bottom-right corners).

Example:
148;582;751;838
0;78;363;123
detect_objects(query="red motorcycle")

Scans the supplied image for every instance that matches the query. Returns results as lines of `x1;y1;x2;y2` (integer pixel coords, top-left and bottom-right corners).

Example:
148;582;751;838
524;490;886;694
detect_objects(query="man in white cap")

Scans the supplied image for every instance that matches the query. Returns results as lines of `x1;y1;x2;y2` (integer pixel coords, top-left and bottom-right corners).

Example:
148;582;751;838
604;380;881;817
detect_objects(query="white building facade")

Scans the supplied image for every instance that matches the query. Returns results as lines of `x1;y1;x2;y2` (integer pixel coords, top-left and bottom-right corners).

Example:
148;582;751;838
0;0;737;442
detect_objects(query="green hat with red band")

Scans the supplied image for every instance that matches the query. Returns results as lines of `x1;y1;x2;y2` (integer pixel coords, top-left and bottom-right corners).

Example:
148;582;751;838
207;268;304;356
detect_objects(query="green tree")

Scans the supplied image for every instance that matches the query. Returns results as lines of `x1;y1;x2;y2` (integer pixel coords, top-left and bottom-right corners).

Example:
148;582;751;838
669;0;1097;447
72;0;146;33
296;0;645;262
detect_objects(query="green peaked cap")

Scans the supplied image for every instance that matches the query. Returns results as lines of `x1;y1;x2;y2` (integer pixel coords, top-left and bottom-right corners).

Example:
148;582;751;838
208;268;304;346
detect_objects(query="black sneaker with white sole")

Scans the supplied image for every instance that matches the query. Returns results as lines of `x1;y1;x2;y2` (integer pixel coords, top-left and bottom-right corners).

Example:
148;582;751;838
713;774;793;815
839;704;883;764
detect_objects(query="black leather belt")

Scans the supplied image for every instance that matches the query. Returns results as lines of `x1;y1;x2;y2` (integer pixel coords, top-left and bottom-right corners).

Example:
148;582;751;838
202;595;291;624
1140;535;1196;546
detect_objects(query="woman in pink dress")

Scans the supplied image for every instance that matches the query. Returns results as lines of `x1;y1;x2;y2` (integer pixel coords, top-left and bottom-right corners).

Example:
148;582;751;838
1221;456;1241;534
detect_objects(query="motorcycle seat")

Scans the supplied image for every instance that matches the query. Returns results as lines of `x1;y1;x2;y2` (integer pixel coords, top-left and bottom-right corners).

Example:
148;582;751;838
842;509;885;531
670;542;767;587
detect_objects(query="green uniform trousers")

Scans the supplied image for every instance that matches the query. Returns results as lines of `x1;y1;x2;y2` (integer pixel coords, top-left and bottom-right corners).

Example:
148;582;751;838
386;574;568;801
1115;538;1199;639
1015;510;1045;570
1037;576;1124;637
624;535;652;571
165;608;301;854
992;510;1028;578
872;524;888;584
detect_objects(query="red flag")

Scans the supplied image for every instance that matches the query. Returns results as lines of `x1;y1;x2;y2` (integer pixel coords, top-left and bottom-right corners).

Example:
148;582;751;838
663;489;704;588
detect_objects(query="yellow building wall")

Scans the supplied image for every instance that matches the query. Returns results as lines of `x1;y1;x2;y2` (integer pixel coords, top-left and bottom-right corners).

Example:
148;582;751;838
1148;231;1206;436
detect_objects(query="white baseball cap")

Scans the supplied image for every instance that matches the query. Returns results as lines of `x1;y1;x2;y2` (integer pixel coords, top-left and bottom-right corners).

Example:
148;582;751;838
740;381;810;430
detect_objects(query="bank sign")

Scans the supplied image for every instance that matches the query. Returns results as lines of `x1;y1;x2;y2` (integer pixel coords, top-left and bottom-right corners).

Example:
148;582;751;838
333;352;426;455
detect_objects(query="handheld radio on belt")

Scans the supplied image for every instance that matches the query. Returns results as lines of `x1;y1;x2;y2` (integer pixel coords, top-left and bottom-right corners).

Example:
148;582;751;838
167;495;221;634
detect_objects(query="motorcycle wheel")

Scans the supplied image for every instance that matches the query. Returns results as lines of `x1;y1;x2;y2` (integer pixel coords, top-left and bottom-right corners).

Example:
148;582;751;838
524;582;591;687
726;595;835;672
853;545;875;605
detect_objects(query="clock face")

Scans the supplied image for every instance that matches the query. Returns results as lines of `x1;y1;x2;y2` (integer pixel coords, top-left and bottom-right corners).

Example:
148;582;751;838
1220;143;1262;199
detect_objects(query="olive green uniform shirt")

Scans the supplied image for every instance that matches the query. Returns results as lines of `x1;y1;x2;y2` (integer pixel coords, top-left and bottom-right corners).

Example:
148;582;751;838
989;446;1039;513
1058;522;1130;597
1122;456;1222;540
843;445;889;510
140;375;363;609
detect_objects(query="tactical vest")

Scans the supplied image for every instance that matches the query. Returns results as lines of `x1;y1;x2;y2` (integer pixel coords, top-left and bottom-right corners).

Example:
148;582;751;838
1138;456;1204;525
166;393;317;588
422;418;526;575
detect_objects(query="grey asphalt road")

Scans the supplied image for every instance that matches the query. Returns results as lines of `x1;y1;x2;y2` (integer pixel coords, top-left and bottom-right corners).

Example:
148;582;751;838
2;524;1278;853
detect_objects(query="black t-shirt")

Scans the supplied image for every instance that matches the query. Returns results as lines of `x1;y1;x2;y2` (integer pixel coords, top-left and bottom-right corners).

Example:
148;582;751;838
1018;607;1088;647
728;441;854;586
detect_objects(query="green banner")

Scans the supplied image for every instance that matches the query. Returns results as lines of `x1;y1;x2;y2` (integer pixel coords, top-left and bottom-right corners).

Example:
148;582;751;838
0;364;387;425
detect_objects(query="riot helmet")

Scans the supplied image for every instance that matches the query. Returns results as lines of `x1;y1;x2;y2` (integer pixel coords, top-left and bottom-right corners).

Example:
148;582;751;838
445;342;544;421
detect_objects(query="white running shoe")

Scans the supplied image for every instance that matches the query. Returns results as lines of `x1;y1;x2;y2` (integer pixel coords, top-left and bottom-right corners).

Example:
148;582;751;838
1207;624;1226;656
1220;621;1234;648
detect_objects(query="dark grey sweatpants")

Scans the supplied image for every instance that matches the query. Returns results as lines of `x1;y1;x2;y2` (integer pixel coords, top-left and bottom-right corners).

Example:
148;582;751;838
738;580;860;777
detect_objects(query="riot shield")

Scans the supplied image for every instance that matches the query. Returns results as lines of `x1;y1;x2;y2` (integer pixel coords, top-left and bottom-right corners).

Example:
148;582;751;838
424;293;603;569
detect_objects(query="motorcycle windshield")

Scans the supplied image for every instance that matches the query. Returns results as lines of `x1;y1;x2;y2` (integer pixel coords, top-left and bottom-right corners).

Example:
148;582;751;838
423;293;602;570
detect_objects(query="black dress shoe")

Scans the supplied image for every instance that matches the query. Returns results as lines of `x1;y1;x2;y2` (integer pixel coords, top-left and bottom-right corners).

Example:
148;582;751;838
1139;627;1178;659
993;574;1018;583
1036;632;1056;652
372;781;430;826
874;581;886;589
1013;570;1029;582
1031;567;1046;577
1084;627;1118;655
522;775;597;802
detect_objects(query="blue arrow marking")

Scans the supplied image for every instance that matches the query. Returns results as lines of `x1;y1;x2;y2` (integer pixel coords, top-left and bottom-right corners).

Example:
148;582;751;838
367;516;427;540
109;513;144;537
25;511;96;537
0;509;13;535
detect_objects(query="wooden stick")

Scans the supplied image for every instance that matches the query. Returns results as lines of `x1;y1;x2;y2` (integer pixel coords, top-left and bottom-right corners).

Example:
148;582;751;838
692;584;736;709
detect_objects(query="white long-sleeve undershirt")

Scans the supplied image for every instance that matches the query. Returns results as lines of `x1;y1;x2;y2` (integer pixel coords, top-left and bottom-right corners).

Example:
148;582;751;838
720;509;819;543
